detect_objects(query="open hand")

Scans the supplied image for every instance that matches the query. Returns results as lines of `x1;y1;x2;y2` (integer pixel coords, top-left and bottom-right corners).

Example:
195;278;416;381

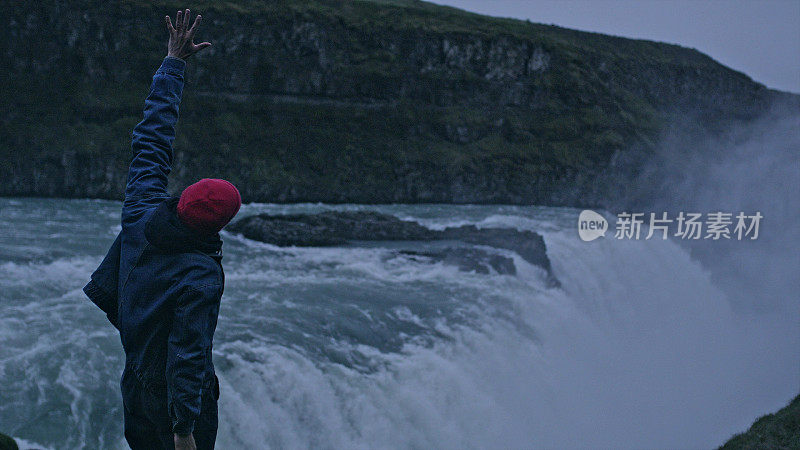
165;9;211;60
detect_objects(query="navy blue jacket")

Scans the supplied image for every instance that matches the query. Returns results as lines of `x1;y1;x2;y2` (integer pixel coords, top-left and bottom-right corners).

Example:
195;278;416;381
84;56;224;436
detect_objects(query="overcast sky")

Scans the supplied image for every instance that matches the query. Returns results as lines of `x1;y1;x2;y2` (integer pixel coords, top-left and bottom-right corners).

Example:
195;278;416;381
428;0;800;93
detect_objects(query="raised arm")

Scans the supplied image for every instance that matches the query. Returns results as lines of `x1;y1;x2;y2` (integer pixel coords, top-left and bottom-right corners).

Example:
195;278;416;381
124;9;211;211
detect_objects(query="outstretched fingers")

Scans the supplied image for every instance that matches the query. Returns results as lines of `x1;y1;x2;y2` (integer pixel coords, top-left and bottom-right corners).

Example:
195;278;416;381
166;9;211;58
165;15;175;34
187;14;202;39
193;42;212;52
183;9;191;32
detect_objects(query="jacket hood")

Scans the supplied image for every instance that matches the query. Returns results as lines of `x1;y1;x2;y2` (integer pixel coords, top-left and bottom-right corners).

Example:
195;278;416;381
145;197;223;257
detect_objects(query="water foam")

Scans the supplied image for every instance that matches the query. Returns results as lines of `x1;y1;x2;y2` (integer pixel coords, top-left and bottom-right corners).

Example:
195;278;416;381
2;199;796;449
212;224;796;449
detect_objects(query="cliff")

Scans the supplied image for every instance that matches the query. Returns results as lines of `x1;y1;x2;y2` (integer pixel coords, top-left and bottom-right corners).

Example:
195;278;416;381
1;0;796;204
720;394;800;449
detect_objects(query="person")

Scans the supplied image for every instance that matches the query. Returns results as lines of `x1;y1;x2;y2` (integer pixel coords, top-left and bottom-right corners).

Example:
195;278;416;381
83;9;238;450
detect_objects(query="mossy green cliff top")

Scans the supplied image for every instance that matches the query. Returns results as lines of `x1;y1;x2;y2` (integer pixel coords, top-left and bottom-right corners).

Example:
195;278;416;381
1;0;796;204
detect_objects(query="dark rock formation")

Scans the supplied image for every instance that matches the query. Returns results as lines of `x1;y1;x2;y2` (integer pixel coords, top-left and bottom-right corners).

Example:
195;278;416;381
399;248;517;275
0;432;18;450
720;393;800;449
228;211;558;285
228;211;431;245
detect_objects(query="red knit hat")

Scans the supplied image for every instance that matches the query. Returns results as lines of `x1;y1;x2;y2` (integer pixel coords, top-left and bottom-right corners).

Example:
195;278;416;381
177;179;241;235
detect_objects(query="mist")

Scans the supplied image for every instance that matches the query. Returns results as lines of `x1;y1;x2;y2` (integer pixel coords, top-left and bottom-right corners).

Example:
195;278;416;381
587;101;800;444
625;102;800;314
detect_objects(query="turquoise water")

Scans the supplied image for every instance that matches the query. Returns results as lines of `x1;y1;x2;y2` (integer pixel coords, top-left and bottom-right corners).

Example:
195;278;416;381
0;198;796;449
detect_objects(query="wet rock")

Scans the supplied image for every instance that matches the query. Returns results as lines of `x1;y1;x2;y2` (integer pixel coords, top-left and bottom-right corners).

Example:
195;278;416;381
228;211;559;286
228;211;432;245
399;248;517;275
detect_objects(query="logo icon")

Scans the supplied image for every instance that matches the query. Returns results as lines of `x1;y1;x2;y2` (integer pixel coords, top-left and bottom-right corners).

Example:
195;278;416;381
578;210;607;241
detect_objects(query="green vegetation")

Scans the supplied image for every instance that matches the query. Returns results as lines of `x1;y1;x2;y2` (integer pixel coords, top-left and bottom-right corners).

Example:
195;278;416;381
0;0;789;204
720;394;800;449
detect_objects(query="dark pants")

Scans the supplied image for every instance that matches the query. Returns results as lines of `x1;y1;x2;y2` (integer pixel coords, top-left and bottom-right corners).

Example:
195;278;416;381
121;368;219;450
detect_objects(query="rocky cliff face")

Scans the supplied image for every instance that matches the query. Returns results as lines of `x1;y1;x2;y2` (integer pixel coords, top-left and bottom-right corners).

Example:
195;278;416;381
1;0;795;204
720;394;800;449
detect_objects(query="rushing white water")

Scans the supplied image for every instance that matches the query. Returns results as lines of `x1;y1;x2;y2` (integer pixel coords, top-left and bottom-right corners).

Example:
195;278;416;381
0;199;796;449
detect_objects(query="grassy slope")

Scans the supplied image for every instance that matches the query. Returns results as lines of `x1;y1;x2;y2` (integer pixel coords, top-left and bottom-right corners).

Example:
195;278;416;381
0;0;785;203
720;394;800;449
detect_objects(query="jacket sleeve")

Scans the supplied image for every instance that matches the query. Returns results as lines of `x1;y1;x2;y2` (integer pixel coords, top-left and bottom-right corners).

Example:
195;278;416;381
82;233;122;329
124;56;186;207
166;285;221;436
